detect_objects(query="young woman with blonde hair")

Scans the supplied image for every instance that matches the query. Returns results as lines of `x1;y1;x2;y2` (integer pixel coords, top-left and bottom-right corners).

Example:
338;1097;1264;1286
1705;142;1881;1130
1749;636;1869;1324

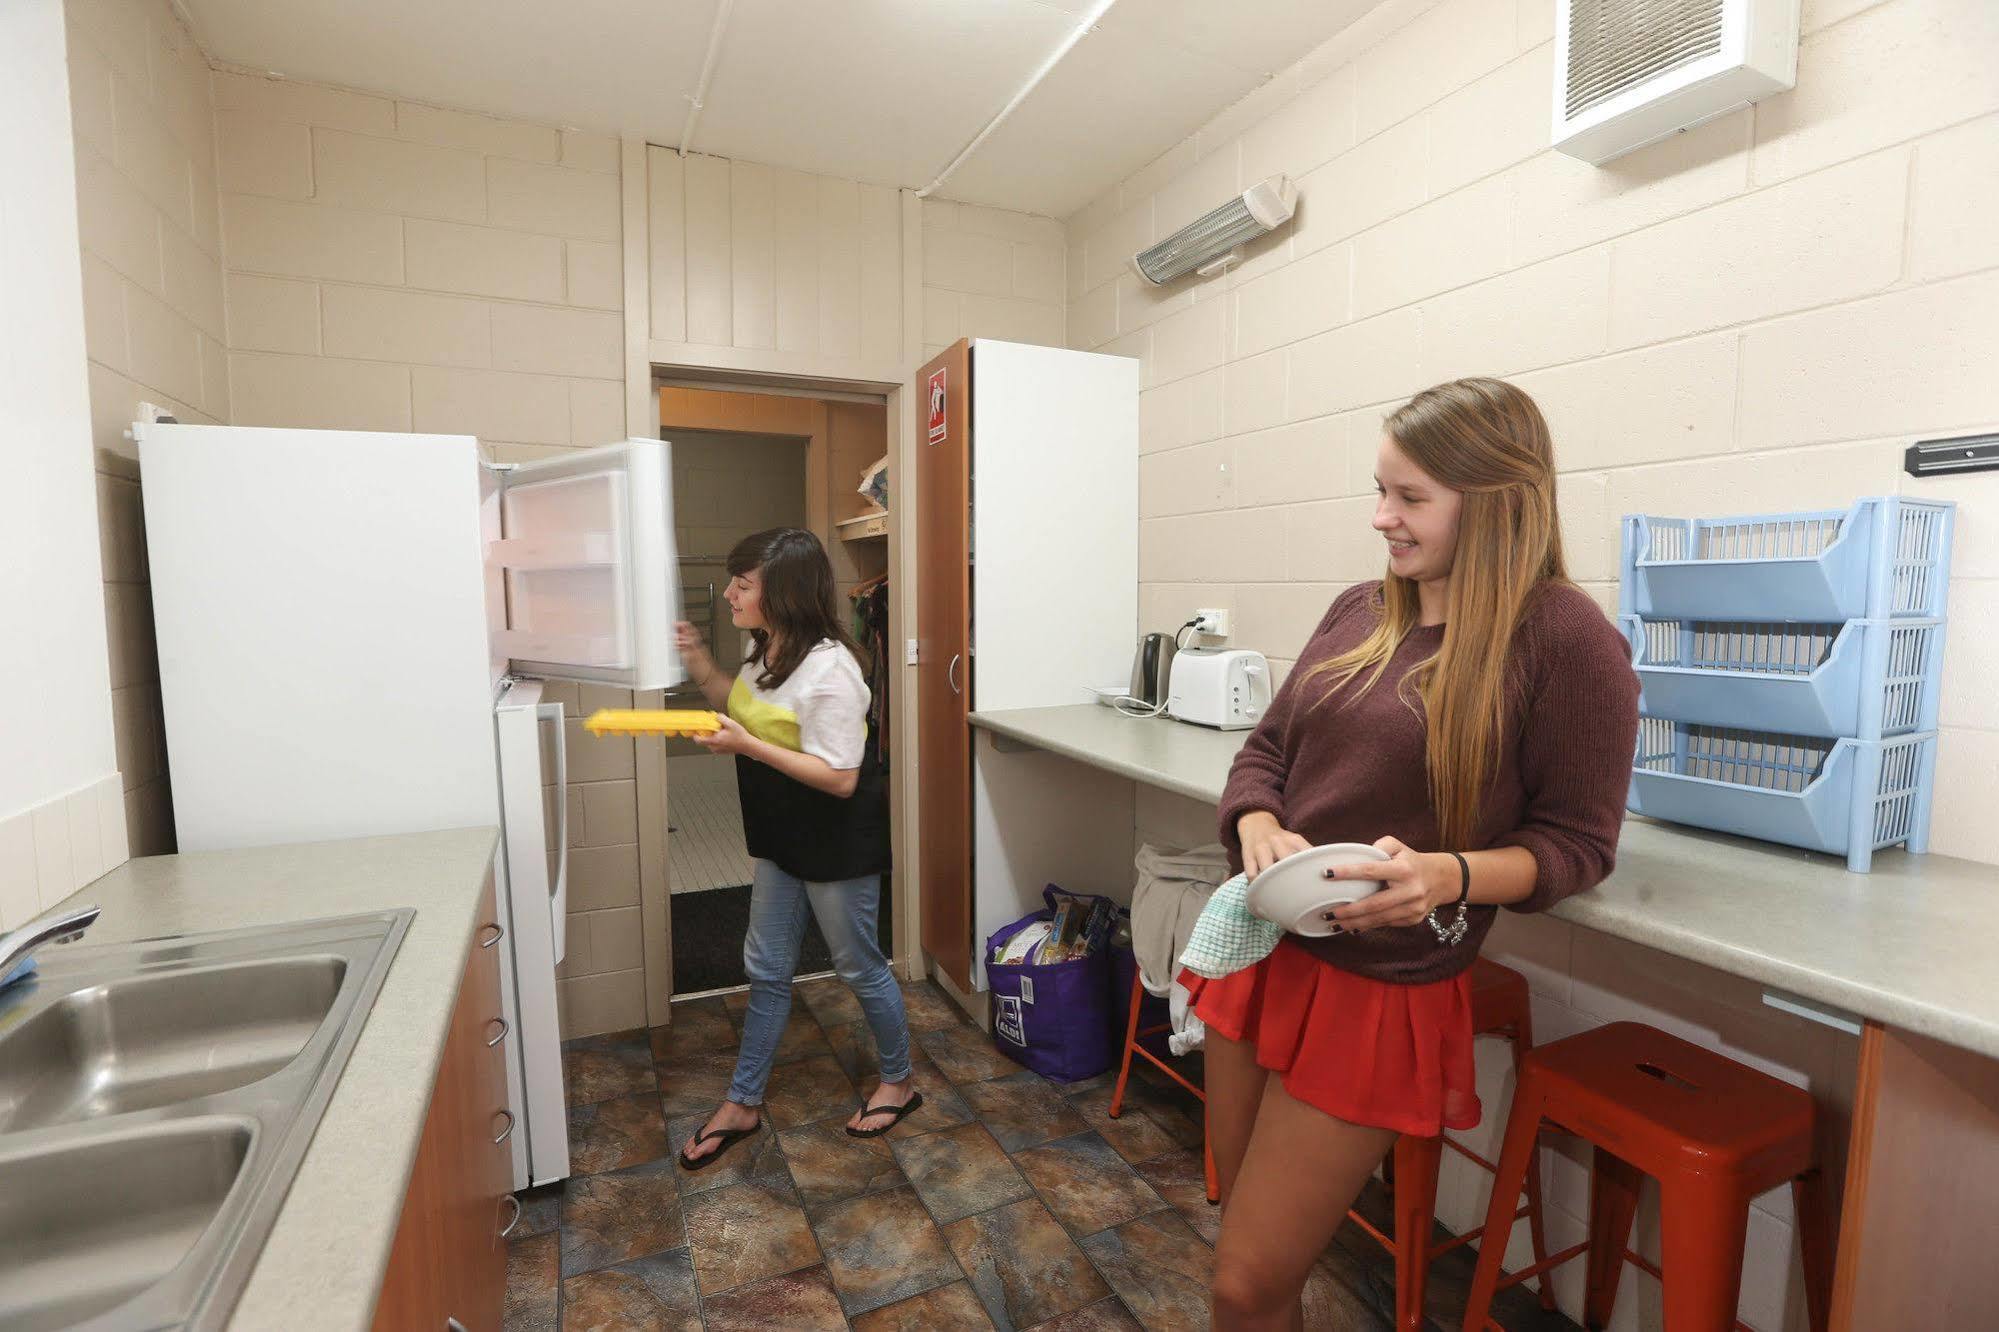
1183;378;1641;1329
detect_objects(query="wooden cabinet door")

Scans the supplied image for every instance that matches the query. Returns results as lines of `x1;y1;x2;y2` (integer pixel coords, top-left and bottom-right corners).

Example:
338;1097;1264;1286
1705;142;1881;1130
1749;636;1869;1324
1831;1024;1999;1329
915;341;974;990
437;880;509;1332
461;900;512;1332
374;876;510;1332
371;1102;446;1330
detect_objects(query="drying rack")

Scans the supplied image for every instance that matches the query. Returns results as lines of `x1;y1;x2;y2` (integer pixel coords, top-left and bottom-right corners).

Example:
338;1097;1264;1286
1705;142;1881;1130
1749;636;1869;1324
1619;496;1954;872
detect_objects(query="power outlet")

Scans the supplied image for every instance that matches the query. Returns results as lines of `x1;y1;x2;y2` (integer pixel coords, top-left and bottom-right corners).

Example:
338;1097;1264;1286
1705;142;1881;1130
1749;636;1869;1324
1193;608;1229;637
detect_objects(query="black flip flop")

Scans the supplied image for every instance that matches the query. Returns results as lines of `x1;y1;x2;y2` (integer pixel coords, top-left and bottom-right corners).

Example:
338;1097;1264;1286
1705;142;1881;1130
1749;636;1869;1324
845;1092;925;1138
678;1117;762;1171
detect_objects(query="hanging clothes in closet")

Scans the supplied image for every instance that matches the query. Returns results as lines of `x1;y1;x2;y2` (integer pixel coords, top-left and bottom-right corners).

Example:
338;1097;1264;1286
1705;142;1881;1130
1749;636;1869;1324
849;575;890;771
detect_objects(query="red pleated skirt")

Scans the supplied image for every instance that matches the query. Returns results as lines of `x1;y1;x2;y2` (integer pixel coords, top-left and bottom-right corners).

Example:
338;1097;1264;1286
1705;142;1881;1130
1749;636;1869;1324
1180;938;1481;1137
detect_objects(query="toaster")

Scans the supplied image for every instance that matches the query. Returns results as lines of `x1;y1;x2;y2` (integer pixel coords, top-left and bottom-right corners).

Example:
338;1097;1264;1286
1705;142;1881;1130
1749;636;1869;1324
1166;648;1271;730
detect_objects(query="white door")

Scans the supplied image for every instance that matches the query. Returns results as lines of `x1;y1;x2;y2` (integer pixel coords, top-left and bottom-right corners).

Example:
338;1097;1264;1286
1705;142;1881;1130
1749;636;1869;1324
490;439;686;690
969;340;1138;711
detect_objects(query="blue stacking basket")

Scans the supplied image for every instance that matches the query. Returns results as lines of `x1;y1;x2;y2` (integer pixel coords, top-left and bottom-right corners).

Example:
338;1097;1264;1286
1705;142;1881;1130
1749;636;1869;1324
1622;496;1952;621
1630;720;1936;871
1620;497;1954;872
1618;617;1945;739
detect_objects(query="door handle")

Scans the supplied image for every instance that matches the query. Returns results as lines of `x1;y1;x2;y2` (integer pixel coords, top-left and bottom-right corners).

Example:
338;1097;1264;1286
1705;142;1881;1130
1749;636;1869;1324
478;922;504;949
486;1017;510;1048
493;1109;516;1144
948;653;961;696
537;702;570;904
497;1194;523;1239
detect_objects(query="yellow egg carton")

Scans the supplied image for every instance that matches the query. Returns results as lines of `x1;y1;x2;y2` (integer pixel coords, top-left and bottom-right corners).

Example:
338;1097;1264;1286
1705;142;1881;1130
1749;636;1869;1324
582;708;722;738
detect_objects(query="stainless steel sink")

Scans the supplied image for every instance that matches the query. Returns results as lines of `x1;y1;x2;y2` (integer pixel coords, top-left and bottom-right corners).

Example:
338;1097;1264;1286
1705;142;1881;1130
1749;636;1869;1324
0;955;349;1133
0;1118;256;1332
0;910;412;1330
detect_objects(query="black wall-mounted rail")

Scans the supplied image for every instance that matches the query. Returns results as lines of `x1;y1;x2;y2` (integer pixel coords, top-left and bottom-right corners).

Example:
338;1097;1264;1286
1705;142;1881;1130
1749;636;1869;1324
1905;432;1999;478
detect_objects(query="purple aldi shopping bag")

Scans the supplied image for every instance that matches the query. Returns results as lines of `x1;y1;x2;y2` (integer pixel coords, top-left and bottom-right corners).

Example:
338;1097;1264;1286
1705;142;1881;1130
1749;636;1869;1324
983;885;1117;1083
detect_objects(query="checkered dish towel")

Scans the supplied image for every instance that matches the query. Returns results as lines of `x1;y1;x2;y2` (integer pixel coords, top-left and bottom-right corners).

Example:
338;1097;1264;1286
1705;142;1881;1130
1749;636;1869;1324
1176;873;1282;980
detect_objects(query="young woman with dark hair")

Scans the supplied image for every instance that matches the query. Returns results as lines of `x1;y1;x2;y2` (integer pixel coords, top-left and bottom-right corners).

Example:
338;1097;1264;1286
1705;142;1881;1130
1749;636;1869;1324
673;527;913;1168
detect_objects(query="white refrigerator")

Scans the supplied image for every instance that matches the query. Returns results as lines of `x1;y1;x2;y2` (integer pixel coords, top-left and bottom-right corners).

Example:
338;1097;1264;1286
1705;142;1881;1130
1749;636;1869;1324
136;422;684;1190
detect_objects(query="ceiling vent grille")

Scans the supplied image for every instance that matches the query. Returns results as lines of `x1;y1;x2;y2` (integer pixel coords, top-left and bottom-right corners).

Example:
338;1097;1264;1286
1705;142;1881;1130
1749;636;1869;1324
1566;0;1725;118
1554;0;1799;164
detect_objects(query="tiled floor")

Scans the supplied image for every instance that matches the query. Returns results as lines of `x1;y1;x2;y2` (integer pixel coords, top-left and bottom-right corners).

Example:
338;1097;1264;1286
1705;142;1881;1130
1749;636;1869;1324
665;755;753;896
506;978;1583;1332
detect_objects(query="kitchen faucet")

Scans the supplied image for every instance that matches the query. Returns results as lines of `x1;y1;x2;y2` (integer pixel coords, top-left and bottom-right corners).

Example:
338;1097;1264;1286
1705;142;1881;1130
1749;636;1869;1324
0;903;102;989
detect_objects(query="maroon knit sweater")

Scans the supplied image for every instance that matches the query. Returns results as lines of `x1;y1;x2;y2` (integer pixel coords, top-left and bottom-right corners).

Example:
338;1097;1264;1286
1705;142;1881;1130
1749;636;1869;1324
1218;579;1641;984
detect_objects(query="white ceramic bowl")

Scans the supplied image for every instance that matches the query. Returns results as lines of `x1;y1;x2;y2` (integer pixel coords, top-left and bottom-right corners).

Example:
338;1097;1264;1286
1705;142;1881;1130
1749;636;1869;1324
1244;842;1391;937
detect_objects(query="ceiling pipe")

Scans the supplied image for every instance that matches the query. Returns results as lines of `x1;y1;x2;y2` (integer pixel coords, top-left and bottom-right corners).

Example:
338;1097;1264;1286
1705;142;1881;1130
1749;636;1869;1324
915;0;1121;199
678;0;738;157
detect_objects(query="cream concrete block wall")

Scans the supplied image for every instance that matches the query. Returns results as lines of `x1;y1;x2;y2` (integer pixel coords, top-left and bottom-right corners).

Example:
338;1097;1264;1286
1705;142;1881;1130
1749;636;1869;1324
920;198;1066;360
63;0;224;860
212;72;644;1034
1071;0;1999;858
1082;1;1999;1326
536;681;651;1038
215;70;627;459
207;70;643;1024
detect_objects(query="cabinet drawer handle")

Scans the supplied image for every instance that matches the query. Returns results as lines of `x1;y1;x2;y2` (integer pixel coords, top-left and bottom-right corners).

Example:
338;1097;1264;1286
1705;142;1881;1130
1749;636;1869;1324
478;922;504;949
447;1318;469;1332
497;1194;523;1239
486;1017;510;1048
493;1108;516;1144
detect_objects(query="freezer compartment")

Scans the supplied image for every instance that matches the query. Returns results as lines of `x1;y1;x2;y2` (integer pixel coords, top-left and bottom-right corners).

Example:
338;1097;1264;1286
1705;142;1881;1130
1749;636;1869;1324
489;439;687;691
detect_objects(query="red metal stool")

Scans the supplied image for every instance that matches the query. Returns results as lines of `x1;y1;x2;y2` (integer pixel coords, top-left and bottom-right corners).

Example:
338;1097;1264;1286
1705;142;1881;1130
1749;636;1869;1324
1348;958;1557;1332
1461;1021;1832;1332
1108;968;1218;1204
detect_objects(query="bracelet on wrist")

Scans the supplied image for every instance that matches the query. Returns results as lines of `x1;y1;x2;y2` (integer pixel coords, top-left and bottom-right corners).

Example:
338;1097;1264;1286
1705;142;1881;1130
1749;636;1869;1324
1426;851;1471;946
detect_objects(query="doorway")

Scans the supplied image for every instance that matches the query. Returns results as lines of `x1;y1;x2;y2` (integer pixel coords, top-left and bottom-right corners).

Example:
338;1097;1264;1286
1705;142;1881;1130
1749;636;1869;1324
655;381;895;998
666;427;804;911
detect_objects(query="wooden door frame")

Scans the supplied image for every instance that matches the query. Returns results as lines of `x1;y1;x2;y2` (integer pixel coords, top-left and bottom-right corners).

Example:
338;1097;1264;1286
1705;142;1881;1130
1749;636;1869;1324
639;365;920;1020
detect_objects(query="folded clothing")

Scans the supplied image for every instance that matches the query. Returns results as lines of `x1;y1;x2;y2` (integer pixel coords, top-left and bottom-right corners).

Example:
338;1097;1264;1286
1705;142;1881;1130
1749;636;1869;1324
1130;842;1230;996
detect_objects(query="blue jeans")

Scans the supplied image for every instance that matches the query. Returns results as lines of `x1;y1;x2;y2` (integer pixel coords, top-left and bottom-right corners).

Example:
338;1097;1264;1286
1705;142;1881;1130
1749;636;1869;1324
726;858;911;1106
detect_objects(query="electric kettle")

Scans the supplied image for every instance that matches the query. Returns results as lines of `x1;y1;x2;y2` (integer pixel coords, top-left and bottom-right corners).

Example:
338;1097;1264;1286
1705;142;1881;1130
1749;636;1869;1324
1129;632;1177;709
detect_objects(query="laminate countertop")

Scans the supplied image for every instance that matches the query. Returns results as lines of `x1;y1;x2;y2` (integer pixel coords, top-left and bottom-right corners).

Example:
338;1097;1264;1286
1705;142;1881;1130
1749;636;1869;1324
42;826;500;1330
970;705;1999;1061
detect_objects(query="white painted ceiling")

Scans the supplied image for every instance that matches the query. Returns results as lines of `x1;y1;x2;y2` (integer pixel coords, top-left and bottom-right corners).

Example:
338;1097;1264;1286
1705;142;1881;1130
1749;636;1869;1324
181;0;1382;218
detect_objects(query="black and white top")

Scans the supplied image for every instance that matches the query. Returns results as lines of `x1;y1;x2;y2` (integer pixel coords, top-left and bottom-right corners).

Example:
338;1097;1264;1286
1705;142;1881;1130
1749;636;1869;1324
728;639;890;883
